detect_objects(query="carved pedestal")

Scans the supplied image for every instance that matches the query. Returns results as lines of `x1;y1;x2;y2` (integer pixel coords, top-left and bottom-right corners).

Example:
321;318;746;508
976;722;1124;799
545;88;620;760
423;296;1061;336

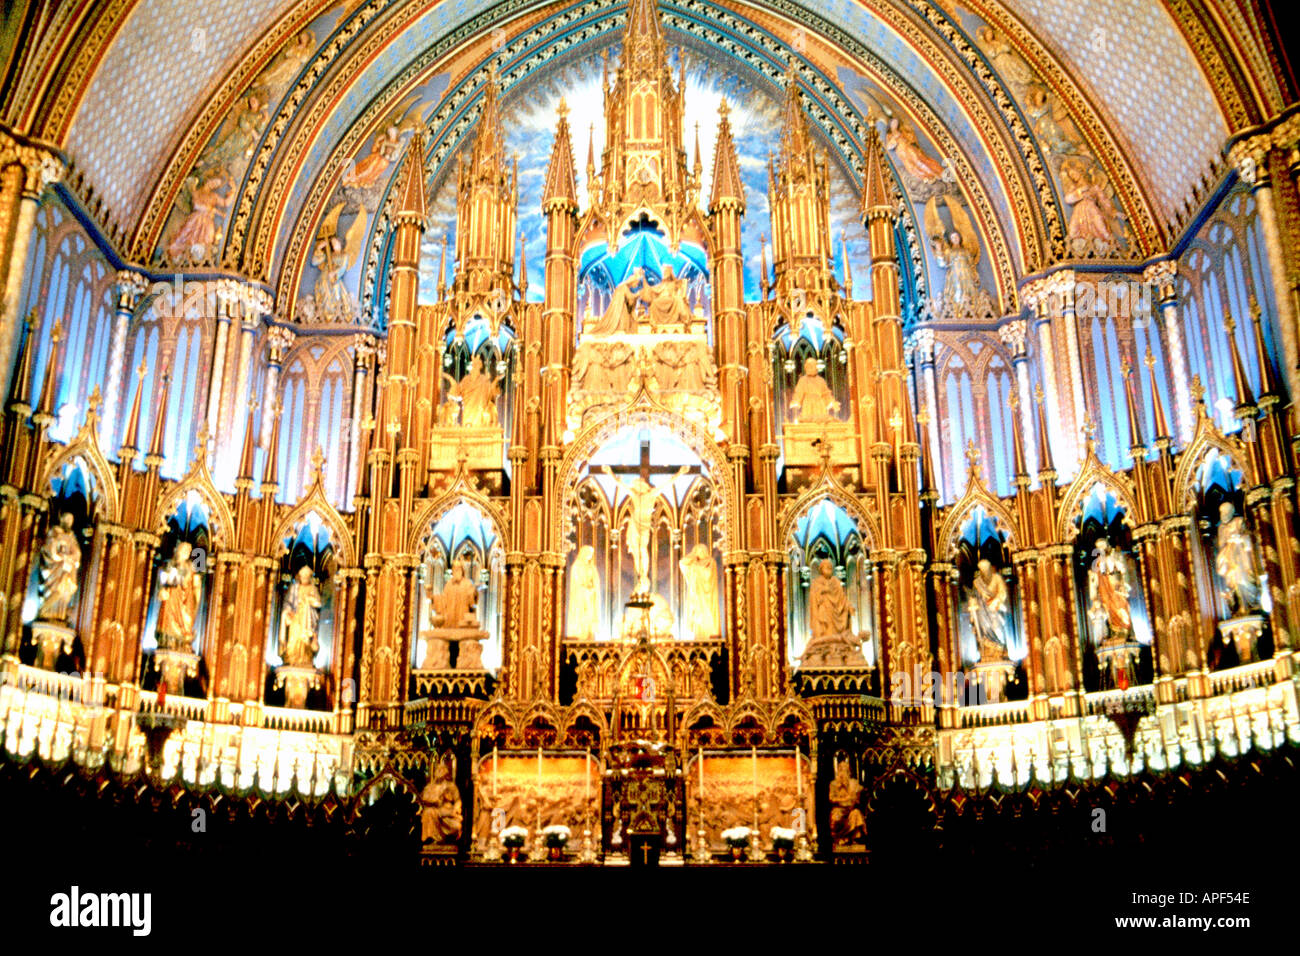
1219;615;1266;665
274;664;322;709
154;648;199;695
30;621;74;670
781;421;855;466
420;626;489;670
428;426;504;470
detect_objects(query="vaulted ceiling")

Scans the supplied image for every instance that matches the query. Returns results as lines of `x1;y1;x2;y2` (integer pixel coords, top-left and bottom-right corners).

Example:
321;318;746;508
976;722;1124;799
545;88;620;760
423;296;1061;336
1;0;1291;318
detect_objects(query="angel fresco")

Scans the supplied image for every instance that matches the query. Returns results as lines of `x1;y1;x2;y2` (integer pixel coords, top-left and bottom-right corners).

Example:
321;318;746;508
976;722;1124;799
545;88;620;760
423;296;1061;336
165;171;235;266
307;202;367;324
975;25;1036;94
1062;159;1125;256
197;92;268;181
339;94;430;207
253;29;315;103
884;116;944;186
925;195;992;320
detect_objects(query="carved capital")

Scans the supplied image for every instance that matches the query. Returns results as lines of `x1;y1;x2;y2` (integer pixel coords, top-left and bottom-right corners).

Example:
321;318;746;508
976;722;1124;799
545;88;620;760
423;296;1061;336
1228;135;1272;186
266;324;296;362
0;128;65;196
113;270;149;312
997;319;1029;357
905;327;936;364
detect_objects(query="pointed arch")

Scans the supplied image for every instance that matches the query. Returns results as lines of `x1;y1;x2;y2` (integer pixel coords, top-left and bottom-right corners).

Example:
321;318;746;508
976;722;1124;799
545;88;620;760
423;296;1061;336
777;471;879;551
154;464;235;549
274;471;356;568
1054;447;1138;542
936;468;1018;559
1172;415;1254;512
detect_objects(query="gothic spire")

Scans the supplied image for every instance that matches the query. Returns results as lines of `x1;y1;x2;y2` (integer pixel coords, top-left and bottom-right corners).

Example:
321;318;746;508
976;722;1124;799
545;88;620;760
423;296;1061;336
262;403;283;493
862;125;892;213
1121;358;1147;457
1034;384;1055;479
708;98;744;212
236;402;259;488
1223;311;1257;412
1248;296;1277;400
33;318;62;423
1008;389;1029;482
8;311;38;411
393;130;427;223
145;369;172;466
543;98;578;210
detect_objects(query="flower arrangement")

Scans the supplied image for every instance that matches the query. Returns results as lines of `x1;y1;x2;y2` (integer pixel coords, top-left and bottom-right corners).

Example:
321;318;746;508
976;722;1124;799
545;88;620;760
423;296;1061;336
499;825;528;848
721;826;752;849
770;826;797;849
541;824;571;848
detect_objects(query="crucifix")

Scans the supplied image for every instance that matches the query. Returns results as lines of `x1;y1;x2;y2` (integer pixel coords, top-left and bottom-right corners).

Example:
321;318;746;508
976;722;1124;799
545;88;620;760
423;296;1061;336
599;436;703;598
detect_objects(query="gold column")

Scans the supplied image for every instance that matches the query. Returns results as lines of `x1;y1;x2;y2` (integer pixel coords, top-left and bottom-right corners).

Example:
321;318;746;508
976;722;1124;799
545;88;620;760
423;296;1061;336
1142;261;1194;443
0;126;63;403
1229;132;1300;403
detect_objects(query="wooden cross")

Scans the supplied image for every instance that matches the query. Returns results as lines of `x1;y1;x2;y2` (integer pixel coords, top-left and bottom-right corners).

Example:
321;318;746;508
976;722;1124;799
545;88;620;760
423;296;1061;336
602;437;703;491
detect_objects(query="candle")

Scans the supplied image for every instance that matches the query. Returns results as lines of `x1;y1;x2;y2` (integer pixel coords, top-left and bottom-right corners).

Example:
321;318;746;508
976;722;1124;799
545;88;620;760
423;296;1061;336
492;743;498;801
796;750;802;799
584;751;590;802
697;746;704;794
536;746;543;833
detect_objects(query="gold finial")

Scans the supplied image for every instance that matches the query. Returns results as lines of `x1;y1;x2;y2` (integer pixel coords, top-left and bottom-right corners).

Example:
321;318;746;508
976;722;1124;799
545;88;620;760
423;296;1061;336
310;445;326;474
1190;374;1205;403
1144;346;1156;373
51;317;63;344
557;97;569;119
1248;294;1261;322
1081;419;1097;445
135;359;147;380
1008;388;1019;412
1120;356;1132;380
86;385;102;418
965;439;980;472
1224;311;1237;334
1034;383;1045;406
917;405;931;427
718;97;730;118
195;422;209;454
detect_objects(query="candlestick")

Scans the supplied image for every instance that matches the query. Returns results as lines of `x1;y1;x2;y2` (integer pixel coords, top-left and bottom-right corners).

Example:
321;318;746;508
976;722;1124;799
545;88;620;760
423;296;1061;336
751;745;758;831
584;751;590;802
698;746;704;793
492;743;498;801
795;749;802;799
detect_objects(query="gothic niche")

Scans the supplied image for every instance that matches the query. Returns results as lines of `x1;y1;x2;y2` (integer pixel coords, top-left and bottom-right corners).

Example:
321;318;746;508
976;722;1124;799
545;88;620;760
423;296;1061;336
773;316;854;466
431;315;514;470
1072;484;1151;691
24;459;96;672
786;500;874;673
565;427;721;643
954;507;1024;703
570;221;718;431
268;513;335;710
413;502;504;677
1194;451;1270;669
146;491;211;696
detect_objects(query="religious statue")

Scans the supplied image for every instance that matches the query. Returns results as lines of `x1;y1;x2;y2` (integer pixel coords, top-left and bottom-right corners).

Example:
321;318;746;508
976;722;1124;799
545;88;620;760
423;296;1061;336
1215;502;1262;616
638;265;693;332
801;559;865;667
156;542;202;652
449;355;500;427
678;544;720;640
788;357;840;423
602;464;688;595
567;545;601;641
1087;538;1134;647
827;759;866;848
1062;159;1119;251
165;172;234;265
431;560;479;629
420;756;463;846
309;201;366;323
422;560;487;670
884;115;944;184
278;566;322;668
586;268;644;335
35;512;81;624
925;195;990;320
965;558;1010;661
253;28;315;100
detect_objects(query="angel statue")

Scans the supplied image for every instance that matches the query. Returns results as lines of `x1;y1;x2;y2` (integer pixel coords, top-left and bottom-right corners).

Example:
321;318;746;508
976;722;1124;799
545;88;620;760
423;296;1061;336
341;93;429;201
309;201;367;324
1062;159;1121;255
165;171;234;266
925;195;989;320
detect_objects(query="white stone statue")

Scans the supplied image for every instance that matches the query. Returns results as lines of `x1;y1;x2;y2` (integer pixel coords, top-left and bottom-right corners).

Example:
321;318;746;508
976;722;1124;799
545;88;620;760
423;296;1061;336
801;559;865;667
585;268;644;336
279;566;322;668
965;558;1011;661
567;545;601;640
449;356;500;427
423;560;487;670
156;541;201;651
36;512;81;624
678;543;720;640
602;464;688;595
638;265;692;331
431;560;479;629
788;357;840;423
1215;502;1261;616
